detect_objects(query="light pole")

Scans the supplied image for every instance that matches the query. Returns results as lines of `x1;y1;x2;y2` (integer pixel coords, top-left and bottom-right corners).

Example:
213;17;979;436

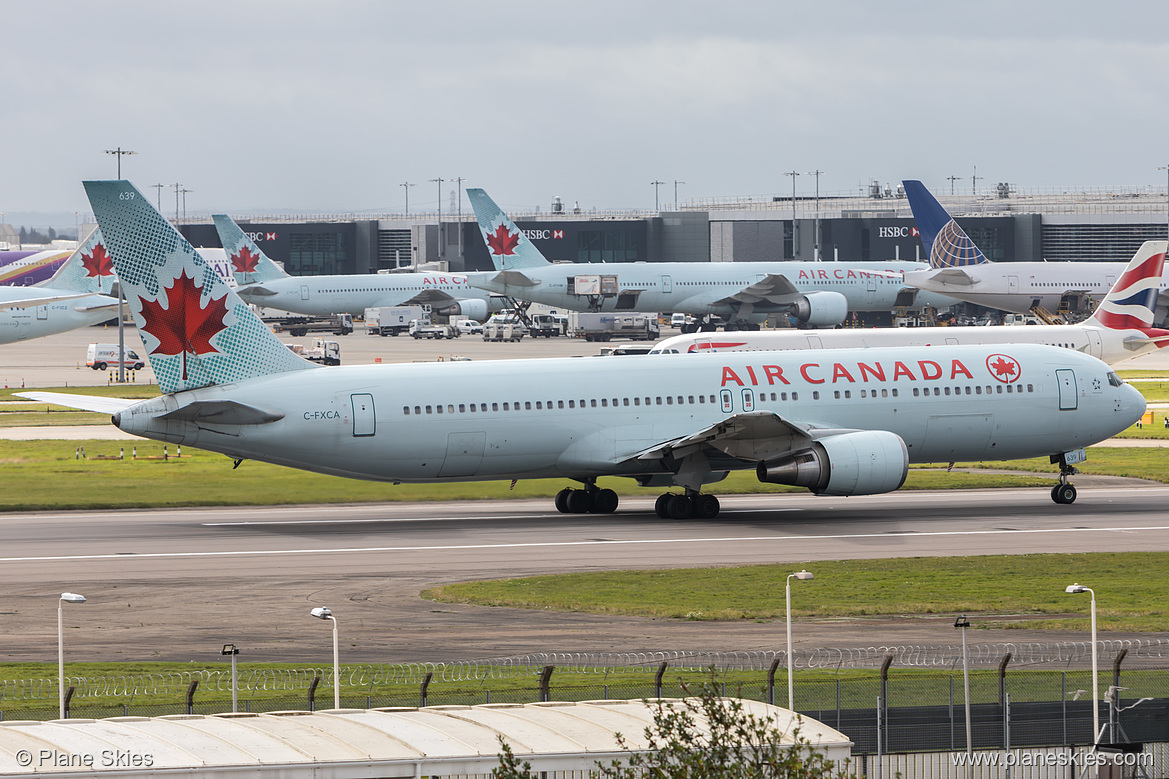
954;616;973;774
58;592;86;718
651;181;665;211
971;166;983;197
673;180;685;209
947;175;961;196
222;644;240;712
311;606;340;709
1066;583;1099;743
104;147;137;178
429;178;444;261
151;183;165;211
1157;165;1169;243
785;570;813;711
784;171;800;259
401;181;415;216
806;170;823;261
452;177;465;267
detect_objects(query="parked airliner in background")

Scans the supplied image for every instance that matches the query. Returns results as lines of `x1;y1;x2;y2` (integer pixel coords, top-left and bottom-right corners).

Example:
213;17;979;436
21;181;1143;513
464;189;959;330
0;247;74;286
0;227;119;343
900;180;1169;321
214;214;502;321
650;241;1169;367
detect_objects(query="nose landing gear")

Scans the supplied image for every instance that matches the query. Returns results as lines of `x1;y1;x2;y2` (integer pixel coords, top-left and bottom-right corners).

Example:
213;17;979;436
1051;456;1079;504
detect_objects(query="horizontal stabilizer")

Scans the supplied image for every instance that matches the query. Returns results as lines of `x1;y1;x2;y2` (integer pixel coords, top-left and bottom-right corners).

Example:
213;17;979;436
15;391;134;414
158;400;285;426
0;292;94;310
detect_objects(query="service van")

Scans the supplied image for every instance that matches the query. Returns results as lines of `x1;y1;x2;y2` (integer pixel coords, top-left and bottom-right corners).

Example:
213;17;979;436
86;343;145;371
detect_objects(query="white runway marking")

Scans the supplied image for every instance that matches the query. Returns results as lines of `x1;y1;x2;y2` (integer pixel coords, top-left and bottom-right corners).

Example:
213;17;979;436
4;524;1169;563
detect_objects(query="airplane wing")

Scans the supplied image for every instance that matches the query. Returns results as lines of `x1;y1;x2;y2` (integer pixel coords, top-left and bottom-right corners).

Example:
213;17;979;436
404;288;462;305
468;269;541;288
16;392;135;414
0;292;93;310
716;273;799;305
912;268;977;286
630;410;818;464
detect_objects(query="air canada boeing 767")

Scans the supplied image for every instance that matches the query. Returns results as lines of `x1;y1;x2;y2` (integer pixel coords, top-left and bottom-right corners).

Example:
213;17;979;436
22;181;1145;516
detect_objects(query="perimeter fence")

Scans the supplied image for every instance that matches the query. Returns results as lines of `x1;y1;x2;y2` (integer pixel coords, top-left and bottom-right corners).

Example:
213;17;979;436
5;640;1169;754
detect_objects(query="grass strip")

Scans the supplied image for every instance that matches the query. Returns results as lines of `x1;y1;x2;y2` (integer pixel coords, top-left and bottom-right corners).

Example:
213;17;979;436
423;552;1169;630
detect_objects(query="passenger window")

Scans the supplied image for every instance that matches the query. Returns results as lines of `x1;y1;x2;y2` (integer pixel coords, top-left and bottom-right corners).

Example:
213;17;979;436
403;406;410;415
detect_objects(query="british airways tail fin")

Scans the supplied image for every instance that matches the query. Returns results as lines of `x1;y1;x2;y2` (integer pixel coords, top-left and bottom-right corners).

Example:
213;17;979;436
212;214;290;285
39;227;117;295
903;180;988;269
83;181;315;395
466;188;552;270
1084;241;1168;332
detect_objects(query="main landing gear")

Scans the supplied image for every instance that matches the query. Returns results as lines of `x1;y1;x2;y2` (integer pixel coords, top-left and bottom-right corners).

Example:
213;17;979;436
1051;459;1079;505
554;483;619;514
654;490;721;519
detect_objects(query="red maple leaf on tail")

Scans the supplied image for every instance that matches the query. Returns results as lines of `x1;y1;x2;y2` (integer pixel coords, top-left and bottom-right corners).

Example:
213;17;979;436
139;269;230;380
231;246;260;273
81;243;114;278
485;224;520;256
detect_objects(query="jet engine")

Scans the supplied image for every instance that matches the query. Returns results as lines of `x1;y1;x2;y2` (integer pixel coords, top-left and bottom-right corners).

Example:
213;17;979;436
756;430;908;496
437;298;488;321
789;291;848;327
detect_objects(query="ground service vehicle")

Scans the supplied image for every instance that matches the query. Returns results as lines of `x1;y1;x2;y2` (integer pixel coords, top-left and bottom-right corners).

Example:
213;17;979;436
409;319;460;339
267;313;353;337
569;312;661;342
453;318;484;335
86;343;145;371
365;306;428;336
529;313;568;337
286;339;341;365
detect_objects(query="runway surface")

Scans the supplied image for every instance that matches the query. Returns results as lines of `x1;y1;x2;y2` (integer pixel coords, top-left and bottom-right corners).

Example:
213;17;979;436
5;487;1169;664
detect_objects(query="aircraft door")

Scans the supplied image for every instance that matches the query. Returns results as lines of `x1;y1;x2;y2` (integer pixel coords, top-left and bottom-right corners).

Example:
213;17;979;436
1056;369;1077;410
1085;330;1102;359
301;285;310;301
806;335;823;349
1008;276;1019;294
741;389;754;412
661;275;672;293
351;393;375;436
720;389;733;413
438;432;486;477
36;305;48;320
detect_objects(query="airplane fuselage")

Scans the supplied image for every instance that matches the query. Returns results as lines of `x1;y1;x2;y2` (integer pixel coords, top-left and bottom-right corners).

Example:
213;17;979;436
466;260;959;318
235;272;499;318
904;262;1169;315
0;291;116;344
113;345;1142;484
649;321;1160;365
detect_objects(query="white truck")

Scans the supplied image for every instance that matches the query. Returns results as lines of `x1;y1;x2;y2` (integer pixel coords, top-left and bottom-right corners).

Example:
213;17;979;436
287;338;341;365
86;343;146;371
365;305;428;336
568;312;661;342
409;319;460;339
482;313;527;342
528;313;568;338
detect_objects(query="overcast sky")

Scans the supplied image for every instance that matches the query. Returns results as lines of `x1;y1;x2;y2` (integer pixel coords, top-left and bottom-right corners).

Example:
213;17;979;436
4;1;1168;224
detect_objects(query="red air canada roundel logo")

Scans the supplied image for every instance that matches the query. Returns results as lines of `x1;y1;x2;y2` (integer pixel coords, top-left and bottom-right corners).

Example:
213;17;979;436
986;354;1021;384
81;243;114;277
139;269;230;380
231;246;260;274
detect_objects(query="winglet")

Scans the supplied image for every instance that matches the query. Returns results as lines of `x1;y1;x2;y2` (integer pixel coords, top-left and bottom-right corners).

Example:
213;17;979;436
466;189;552;270
83;181;315;395
1085;241;1168;332
212;214;290;285
903;180;988;269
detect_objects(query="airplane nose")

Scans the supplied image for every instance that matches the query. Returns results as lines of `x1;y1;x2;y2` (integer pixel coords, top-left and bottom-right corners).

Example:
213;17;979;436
1120;384;1147;427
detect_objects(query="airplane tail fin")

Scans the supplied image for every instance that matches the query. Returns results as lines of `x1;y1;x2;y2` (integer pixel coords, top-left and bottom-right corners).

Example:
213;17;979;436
83;181;315;395
1084;241;1168;331
212;214;290;285
466;188;552;270
38;227;117;295
902;180;988;269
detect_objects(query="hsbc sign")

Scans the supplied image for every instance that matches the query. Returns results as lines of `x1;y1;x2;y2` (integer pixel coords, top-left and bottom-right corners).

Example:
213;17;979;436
877;226;919;239
245;231;278;242
522;229;566;240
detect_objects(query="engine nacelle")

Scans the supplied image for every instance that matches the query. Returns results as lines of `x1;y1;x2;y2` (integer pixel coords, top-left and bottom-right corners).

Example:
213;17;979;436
789;291;848;328
756;430;908;496
437;298;488;321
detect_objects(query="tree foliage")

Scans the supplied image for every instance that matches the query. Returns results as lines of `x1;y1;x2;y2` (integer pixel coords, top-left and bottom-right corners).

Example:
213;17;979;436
493;679;852;779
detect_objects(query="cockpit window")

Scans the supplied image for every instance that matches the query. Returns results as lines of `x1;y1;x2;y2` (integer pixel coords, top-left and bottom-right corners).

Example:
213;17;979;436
1107;372;1124;387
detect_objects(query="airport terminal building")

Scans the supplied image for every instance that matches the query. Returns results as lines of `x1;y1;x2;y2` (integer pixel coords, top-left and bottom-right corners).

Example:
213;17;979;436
177;185;1169;276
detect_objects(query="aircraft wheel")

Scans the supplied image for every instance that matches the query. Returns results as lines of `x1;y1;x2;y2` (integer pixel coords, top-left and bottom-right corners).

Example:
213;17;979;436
554;488;572;513
1052;483;1077;505
565;489;594;514
695;494;720;519
591;488;619;514
666;494;693;519
654;494;672;518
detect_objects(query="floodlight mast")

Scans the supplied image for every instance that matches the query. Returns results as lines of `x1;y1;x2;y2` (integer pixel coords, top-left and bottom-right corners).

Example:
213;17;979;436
785;570;813;711
58;593;86;719
1066;584;1099;743
311;607;340;710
